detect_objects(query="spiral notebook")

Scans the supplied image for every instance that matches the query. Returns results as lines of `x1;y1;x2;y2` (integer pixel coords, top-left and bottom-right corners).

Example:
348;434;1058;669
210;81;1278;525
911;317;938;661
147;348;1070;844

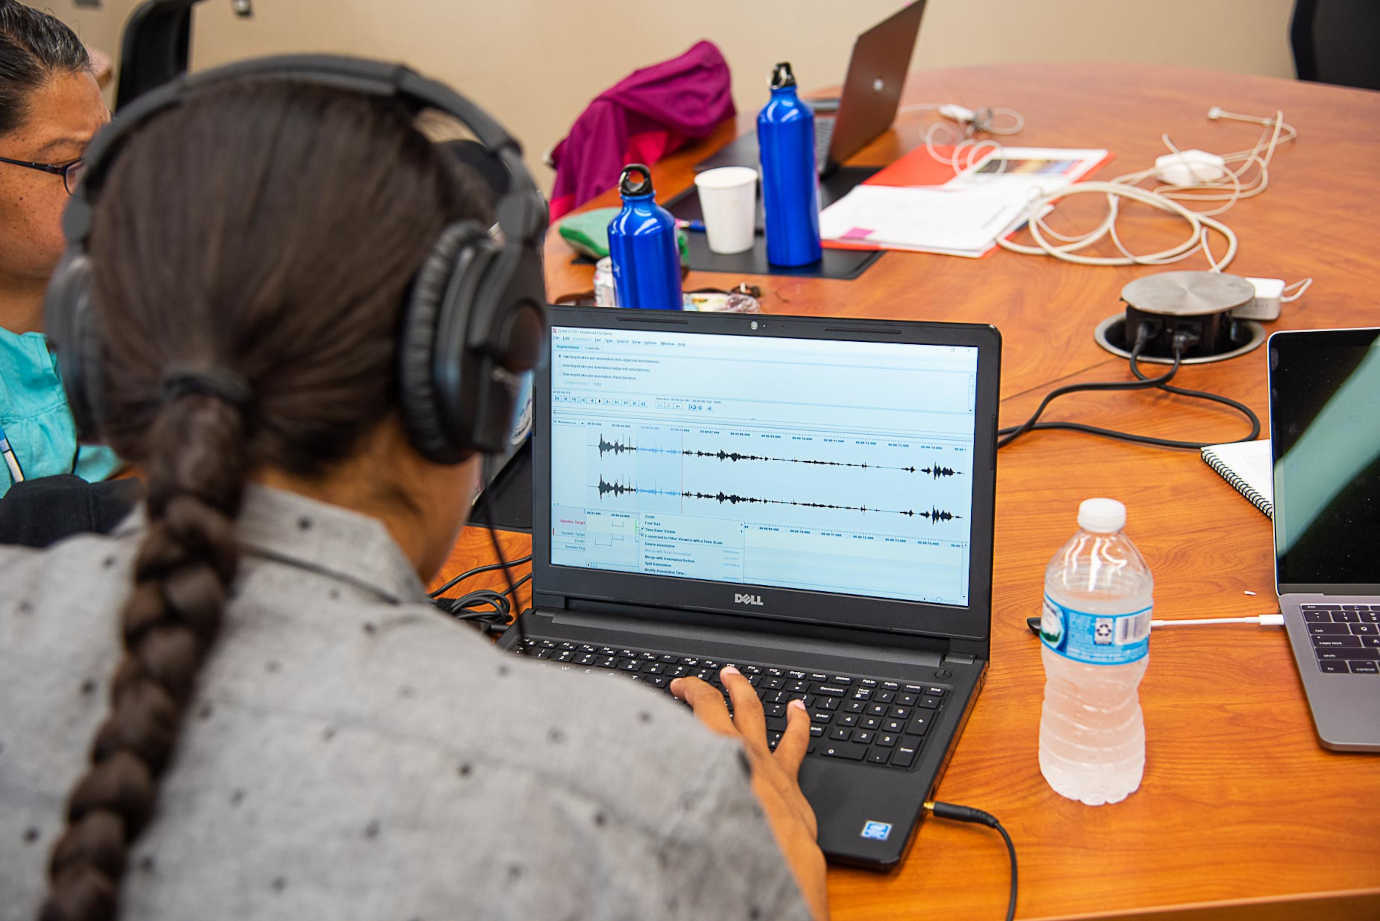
1201;439;1272;517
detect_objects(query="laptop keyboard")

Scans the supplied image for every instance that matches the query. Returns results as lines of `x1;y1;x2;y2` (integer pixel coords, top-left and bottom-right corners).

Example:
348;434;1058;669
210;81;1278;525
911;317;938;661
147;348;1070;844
814;117;836;166
1303;604;1380;674
513;637;947;770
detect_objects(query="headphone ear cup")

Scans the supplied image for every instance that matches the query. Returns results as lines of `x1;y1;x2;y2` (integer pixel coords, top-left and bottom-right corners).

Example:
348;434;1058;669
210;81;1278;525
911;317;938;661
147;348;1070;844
397;221;491;464
43;249;103;440
456;232;548;455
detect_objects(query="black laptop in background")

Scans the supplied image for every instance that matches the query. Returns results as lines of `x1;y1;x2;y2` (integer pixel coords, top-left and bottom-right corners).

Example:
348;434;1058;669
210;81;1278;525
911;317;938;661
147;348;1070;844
1268;327;1380;752
504;306;1000;868
695;0;928;178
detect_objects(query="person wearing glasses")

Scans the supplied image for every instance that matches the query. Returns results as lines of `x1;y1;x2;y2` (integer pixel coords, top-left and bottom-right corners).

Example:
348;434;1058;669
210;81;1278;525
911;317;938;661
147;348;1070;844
0;0;128;538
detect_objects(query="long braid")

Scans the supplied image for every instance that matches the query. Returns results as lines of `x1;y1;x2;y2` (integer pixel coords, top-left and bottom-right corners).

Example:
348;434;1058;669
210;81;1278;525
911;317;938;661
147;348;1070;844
40;396;248;921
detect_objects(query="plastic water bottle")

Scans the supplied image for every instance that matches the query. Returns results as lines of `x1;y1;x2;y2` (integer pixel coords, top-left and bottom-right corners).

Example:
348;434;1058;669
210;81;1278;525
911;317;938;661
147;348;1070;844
1038;498;1152;805
606;163;682;310
756;61;822;267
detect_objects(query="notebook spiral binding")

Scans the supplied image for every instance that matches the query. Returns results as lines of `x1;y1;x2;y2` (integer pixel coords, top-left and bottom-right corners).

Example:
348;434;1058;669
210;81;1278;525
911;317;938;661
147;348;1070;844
1200;445;1273;518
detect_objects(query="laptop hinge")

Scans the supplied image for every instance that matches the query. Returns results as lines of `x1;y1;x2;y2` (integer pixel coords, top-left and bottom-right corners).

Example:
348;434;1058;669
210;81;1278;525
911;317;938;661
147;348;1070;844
533;591;566;610
942;652;976;667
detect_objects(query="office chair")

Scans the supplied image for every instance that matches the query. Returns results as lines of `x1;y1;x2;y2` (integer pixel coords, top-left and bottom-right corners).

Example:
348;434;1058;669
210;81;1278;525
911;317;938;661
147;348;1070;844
114;0;253;111
1290;0;1380;91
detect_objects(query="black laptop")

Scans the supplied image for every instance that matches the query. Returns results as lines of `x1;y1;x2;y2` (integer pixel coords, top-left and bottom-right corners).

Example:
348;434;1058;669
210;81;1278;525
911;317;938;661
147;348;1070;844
1268;327;1380;752
694;0;928;178
504;305;1001;868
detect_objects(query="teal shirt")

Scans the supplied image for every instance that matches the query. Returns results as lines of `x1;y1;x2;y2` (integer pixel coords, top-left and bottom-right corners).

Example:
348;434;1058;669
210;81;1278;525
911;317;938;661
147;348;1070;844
0;327;121;497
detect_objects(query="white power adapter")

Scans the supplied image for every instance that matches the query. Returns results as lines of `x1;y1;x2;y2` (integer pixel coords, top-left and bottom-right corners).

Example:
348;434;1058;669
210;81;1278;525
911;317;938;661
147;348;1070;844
1154;149;1227;187
1232;277;1286;321
939;103;975;123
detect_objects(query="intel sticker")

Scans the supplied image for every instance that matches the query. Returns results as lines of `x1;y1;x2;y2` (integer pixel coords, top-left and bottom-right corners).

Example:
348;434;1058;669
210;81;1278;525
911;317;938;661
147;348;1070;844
861;820;892;841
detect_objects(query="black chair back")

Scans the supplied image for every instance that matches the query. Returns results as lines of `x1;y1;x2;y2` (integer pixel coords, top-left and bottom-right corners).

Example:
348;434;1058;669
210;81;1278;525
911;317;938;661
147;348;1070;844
1291;0;1380;91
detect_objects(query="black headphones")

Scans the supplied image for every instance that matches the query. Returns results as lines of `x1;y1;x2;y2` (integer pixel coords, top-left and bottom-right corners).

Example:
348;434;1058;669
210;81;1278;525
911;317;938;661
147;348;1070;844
44;54;549;464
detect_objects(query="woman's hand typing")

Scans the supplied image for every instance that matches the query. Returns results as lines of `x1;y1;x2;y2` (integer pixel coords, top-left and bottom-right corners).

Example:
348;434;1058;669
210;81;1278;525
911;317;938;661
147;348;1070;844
672;666;829;921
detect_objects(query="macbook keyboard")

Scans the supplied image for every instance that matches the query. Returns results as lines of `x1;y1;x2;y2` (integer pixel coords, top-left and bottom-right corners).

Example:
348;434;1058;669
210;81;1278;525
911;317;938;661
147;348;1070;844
1303;604;1380;674
513;637;946;770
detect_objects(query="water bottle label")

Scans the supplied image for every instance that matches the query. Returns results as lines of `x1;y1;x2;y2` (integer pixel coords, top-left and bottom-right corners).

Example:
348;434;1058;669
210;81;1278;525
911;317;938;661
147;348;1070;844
1040;594;1151;665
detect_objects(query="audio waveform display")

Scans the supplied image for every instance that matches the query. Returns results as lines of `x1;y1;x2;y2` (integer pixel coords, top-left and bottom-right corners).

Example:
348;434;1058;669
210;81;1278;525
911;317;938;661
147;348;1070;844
598;433;957;476
597;435;640;456
595;476;960;521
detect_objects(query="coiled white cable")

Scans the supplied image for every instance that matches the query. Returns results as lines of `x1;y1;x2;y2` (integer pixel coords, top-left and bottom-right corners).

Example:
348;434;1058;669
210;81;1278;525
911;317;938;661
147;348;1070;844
998;180;1238;270
996;108;1294;272
892;104;1295;274
903;102;1025;175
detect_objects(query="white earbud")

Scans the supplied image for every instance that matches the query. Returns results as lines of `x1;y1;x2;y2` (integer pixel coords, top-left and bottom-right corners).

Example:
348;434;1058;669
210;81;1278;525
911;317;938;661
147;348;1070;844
1207;106;1277;126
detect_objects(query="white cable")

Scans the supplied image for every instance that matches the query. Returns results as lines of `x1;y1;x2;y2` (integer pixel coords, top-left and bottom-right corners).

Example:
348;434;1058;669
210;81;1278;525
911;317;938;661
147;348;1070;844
998;181;1238;270
900;103;1290;273
1123;109;1294;211
1281;277;1313;302
978;106;1024;135
924;121;1005;174
913;102;1025;176
1150;614;1284;627
993;107;1294;271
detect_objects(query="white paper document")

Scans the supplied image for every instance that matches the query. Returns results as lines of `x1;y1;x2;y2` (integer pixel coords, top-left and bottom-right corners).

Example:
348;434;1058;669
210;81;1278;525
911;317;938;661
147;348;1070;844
818;184;1041;257
819;146;1109;257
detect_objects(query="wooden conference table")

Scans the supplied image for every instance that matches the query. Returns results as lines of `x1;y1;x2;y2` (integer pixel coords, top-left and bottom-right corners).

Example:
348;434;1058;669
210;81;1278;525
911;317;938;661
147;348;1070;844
438;63;1380;920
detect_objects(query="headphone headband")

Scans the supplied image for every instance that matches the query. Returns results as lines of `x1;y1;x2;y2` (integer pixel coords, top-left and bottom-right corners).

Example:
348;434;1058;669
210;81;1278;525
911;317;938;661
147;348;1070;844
49;53;550;463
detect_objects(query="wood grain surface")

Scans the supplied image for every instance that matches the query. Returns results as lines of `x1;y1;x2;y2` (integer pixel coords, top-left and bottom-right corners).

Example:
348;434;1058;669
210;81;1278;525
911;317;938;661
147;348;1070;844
439;62;1380;920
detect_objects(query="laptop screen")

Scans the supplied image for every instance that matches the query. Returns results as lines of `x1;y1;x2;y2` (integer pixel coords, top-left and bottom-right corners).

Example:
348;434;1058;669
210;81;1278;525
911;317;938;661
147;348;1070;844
546;322;979;606
1270;327;1380;590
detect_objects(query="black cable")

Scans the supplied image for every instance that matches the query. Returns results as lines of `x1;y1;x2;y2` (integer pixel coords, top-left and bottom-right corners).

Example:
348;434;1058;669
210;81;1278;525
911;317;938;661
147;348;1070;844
428;553;533;599
476;486;528;646
1128;347;1262;443
924;801;1017;921
434;572;533;637
998;325;1260;451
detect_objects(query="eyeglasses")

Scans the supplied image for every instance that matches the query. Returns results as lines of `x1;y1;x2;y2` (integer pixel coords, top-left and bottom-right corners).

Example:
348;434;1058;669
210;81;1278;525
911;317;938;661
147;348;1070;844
0;154;85;194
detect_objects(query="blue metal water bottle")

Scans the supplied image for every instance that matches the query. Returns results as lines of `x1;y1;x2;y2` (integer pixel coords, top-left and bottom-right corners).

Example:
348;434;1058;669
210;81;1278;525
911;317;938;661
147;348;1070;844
757;62;822;267
606;164;683;310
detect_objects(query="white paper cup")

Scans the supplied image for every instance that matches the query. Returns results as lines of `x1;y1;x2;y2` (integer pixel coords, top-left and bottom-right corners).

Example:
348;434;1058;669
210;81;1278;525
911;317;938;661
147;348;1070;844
693;166;758;254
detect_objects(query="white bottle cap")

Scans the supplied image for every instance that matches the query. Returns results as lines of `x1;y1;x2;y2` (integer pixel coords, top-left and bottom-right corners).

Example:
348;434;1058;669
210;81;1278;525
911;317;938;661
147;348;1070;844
1077;497;1126;533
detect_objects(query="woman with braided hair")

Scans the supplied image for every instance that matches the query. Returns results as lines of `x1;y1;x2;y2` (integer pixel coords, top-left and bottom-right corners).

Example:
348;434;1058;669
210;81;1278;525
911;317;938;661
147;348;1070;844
0;64;828;921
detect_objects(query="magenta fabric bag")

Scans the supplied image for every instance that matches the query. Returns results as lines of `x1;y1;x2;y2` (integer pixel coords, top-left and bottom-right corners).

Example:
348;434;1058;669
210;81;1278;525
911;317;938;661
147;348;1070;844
549;40;735;219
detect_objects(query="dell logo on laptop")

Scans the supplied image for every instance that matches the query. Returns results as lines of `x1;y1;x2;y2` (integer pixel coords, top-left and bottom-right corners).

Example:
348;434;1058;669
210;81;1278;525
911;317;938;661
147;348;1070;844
734;592;765;607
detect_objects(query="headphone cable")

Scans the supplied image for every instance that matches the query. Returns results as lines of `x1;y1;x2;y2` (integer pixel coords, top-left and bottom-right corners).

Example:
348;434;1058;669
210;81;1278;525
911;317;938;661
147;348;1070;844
477;486;528;645
924;801;1017;921
436;572;533;629
429;552;533;599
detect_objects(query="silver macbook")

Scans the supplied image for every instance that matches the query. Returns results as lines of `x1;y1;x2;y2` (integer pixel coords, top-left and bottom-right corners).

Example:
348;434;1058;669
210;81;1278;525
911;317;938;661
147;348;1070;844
1268;327;1380;752
694;0;927;177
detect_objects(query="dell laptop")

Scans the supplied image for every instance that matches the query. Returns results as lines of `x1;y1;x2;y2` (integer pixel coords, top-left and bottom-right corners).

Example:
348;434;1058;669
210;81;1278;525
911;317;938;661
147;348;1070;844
695;0;927;178
504;305;1000;868
1268;326;1380;752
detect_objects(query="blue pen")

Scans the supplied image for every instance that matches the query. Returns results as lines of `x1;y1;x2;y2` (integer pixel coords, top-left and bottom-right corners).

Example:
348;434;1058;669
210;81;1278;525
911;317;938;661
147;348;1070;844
0;422;23;484
674;219;707;233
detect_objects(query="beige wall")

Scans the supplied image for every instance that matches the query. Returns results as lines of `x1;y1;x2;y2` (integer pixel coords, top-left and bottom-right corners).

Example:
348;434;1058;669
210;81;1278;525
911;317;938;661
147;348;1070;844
53;0;1297;194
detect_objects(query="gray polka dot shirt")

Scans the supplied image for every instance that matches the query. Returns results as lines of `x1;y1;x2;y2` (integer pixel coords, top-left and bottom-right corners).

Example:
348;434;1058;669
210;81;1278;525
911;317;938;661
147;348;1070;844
0;485;811;921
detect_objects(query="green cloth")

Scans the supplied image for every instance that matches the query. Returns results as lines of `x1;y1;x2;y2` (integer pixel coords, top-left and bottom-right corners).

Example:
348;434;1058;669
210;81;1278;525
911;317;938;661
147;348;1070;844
557;206;689;263
0;327;121;497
